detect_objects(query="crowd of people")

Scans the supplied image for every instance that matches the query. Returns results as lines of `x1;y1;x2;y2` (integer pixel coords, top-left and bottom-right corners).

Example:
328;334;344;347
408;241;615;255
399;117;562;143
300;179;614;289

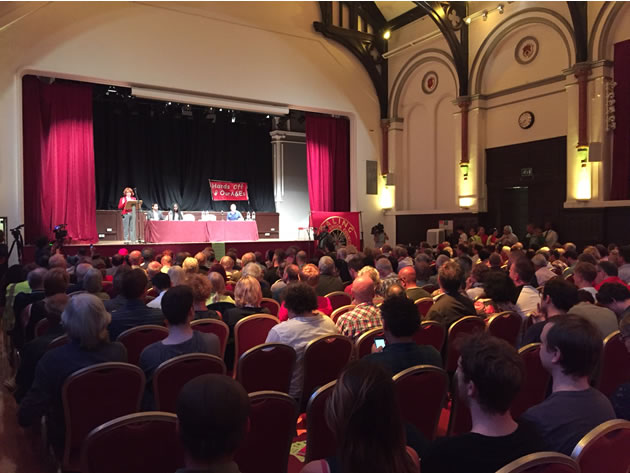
1;224;629;472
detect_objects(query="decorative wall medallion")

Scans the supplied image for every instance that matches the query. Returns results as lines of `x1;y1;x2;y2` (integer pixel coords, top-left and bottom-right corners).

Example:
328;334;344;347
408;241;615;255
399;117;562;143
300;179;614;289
422;71;439;94
515;36;539;64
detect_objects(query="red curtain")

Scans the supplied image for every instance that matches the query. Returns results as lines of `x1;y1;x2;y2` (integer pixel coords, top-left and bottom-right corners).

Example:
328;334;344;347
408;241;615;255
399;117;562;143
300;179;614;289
23;76;97;244
305;114;350;212
610;40;630;200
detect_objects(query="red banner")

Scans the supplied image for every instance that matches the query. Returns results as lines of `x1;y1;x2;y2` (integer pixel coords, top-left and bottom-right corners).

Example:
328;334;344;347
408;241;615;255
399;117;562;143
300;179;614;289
209;180;249;201
310;211;361;248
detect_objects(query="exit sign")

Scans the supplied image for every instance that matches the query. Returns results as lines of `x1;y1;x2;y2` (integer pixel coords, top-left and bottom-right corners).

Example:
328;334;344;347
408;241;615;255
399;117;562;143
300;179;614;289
521;167;533;178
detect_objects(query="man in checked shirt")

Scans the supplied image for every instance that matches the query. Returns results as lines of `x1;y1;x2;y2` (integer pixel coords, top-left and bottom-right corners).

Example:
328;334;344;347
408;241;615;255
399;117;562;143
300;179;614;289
336;275;382;339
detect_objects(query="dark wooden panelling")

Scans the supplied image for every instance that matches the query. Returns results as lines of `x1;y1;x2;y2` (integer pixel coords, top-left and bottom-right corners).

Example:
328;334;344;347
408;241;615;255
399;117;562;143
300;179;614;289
396;213;481;246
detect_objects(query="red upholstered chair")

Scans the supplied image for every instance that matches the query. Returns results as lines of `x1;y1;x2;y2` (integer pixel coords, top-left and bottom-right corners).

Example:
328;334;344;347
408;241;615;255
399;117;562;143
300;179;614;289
511;343;551;419
153;354;226;413
191;319;229;359
325;291;352;311
597;331;630;397
234;391;298;473
305;381;337;462
146;287;160;299
331;304;355;324
421;284;439;294
260;298;280;317
61;362;145;472
34;318;50;338
445;316;486;373
47;334;70;351
233;314;279;372
300;335;353;411
496;452;580;473
81;412;184;473
224;289;235;298
447;390;472;437
486;311;522;347
355;327;384;359
101;280;115;298
415;297;434;318
236;343;296;394
571;419;630;473
393;365;448;440
413;320;446;352
116;325;169;366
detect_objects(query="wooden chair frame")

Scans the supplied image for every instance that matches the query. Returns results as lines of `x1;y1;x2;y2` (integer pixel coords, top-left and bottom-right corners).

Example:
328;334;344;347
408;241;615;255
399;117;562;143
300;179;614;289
571;419;630;463
62;362;145;471
495;452;579;473
331;304;355;324
325;291;352;310
260;297;281;317
415;297;434;318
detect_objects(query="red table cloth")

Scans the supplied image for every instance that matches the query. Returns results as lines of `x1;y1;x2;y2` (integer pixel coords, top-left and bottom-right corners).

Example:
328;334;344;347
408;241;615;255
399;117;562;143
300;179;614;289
144;221;259;243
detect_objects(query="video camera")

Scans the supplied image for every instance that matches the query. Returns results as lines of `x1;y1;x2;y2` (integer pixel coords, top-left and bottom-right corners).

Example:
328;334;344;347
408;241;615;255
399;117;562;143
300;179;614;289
10;223;25;238
54;223;68;242
371;222;385;235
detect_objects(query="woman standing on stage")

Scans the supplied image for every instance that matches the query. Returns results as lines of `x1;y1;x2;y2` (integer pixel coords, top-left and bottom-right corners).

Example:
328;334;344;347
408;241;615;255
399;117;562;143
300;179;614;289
168;202;185;221
118;187;137;242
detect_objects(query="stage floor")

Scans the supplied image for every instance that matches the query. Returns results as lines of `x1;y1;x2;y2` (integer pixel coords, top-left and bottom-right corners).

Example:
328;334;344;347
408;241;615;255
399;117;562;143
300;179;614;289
22;238;315;261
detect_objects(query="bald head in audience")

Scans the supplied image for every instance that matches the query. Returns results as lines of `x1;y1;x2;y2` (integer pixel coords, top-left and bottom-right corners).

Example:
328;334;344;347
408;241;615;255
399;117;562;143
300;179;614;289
351;275;375;304
398;266;417;289
128;250;143;267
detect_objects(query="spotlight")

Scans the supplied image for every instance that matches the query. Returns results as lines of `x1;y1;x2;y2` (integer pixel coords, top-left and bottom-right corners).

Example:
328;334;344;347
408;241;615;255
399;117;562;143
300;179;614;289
167;101;172;105
482;11;488;20
464;17;472;24
498;4;504;13
219;108;223;112
231;113;236;123
266;115;270;119
383;30;391;40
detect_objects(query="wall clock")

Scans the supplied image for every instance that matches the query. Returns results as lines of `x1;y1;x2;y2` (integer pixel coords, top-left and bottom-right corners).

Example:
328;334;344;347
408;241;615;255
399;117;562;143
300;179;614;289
519;111;535;129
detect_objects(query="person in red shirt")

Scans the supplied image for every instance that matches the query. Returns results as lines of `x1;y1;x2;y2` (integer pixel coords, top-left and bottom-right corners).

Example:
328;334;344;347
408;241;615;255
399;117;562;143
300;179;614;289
117;187;137;242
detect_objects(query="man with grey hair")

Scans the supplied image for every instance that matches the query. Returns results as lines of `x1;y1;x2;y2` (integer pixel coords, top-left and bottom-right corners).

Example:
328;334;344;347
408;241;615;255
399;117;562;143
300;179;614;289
316;255;344;296
240;252;257;268
241;262;272;298
18;294;127;449
83;267;110;301
375;256;398;296
415;253;433;287
48;253;67;270
497;225;518;246
68;262;94;294
533;253;556;286
271;263;299;302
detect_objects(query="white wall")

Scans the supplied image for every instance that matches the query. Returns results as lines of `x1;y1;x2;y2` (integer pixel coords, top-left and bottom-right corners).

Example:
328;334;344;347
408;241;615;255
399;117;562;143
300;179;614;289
0;1;383;251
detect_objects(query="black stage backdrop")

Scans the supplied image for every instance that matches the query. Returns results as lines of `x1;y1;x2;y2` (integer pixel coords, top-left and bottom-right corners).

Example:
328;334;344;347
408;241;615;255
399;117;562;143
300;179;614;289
93;95;275;213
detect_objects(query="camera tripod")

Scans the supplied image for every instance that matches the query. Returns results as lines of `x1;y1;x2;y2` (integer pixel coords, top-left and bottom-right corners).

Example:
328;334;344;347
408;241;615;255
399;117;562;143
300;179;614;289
8;225;24;265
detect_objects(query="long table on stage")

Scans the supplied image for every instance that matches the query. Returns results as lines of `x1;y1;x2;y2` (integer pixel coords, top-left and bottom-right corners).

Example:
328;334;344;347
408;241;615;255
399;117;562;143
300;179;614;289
144;220;259;243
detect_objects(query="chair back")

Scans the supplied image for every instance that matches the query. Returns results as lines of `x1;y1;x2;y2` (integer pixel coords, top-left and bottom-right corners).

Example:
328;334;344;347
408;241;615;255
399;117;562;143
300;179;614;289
301;335;353;411
305;381;337;462
81;412;184;473
234;314;279;371
571;419;630;473
62;362;145;471
415;297;434;318
331;304;355;324
153;354;226;412
101;280;115;298
116;325;169;365
421;284;439;294
511;343;551;419
447;389;472;436
496;452;580;473
191;318;229;359
597;331;630;397
235;391;298;473
260;298;280;317
413;320;446;352
486;311;522;347
236;343;296;394
325;291;352;311
355;327;384;359
393;365;448;440
445;316;486;372
34;317;50;338
47;334;70;351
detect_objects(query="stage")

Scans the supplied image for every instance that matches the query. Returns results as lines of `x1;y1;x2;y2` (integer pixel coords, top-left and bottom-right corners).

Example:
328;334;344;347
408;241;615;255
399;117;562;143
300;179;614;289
22;238;315;262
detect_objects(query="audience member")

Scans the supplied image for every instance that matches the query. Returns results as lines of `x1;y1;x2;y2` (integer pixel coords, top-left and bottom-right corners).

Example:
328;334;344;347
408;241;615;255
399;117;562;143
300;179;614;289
315;256;344;296
266;283;339;399
182;256;199;274
18;294;127;449
573;262;598;299
207;271;235;305
426;262;476;329
103;265;131;312
175;375;249;473
521;315;615;455
185;273;219;320
278;264;332;321
241;262;273;298
363;296;441;375
301;362;419;473
168;265;186;287
386;283;406;299
618;245;630;283
522;278;577;346
398;266;430;302
594;260;628;290
336;276;382;340
160;254;173;273
532;253;556;286
108;269;164;340
611;313;630;420
83;267;110;300
422;334;542;473
596;282;630;320
270;263;299;302
375;256;399;296
12;267;47;332
128;250;144;269
569;286;619;340
414;253;433;287
147;272;171;309
146;260;162;281
474;271;518;316
497;225;518;246
510;258;540;317
465;263;489;301
139;285;220;409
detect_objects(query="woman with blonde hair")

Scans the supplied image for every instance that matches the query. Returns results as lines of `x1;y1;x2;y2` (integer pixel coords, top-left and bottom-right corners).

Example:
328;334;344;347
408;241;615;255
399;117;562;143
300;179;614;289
18;294;127;450
182;256;199;274
301;362;419;473
223;276;269;369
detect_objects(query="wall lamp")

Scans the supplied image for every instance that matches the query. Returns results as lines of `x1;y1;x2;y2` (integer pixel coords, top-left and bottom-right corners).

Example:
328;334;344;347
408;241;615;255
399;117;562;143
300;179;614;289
464;4;504;24
459;162;470;180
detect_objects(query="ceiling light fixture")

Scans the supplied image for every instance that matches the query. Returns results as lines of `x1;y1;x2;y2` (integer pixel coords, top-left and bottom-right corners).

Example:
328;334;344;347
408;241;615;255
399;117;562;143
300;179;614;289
383;30;391;40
